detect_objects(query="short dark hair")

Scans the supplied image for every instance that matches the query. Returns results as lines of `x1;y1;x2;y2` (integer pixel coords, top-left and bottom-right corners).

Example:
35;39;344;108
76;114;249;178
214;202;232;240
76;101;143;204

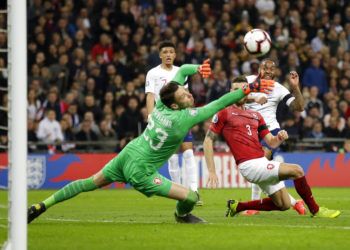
232;76;248;84
160;82;179;108
261;58;277;66
159;41;176;52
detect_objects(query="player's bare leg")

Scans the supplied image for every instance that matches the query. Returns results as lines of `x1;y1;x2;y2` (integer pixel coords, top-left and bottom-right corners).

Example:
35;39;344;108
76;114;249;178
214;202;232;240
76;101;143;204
265;147;306;215
167;182;205;223
28;170;111;223
279;163;340;218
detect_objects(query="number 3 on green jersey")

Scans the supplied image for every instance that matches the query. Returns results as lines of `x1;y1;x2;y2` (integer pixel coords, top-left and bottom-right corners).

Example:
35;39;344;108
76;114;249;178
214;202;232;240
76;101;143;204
143;117;168;150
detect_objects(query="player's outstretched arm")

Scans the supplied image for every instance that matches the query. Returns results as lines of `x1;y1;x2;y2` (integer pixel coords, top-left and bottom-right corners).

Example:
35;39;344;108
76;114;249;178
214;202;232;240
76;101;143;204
171;59;211;85
184;80;274;128
203;130;219;188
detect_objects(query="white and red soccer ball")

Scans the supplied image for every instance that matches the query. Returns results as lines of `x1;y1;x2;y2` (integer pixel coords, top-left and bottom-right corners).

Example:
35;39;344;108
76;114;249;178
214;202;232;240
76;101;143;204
244;29;272;57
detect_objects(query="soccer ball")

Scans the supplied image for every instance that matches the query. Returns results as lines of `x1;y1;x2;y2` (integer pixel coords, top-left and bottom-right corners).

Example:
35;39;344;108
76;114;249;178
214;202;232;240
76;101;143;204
243;29;272;57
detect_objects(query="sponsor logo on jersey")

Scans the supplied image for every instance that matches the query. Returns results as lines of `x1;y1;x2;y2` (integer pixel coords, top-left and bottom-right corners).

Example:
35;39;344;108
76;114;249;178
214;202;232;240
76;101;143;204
231;112;238;115
189;109;198;116
212;114;218;123
267;163;275;170
153;177;162;185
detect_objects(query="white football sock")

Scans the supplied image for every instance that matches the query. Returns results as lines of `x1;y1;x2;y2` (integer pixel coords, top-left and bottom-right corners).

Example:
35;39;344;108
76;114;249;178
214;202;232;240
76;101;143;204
183;149;198;192
168;154;181;184
289;194;297;206
251;183;262;200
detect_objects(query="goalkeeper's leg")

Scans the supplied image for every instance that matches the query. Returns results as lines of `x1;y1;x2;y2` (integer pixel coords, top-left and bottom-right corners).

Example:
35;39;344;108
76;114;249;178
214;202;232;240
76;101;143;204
28;170;111;224
132;172;206;224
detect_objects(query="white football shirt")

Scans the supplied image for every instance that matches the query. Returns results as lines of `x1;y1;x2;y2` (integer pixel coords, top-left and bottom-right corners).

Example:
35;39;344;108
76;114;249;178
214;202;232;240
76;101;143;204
245;75;295;130
145;65;181;101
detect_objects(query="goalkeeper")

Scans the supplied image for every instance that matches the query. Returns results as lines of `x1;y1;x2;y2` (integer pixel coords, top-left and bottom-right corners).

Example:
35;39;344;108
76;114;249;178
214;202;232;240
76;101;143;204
28;60;274;224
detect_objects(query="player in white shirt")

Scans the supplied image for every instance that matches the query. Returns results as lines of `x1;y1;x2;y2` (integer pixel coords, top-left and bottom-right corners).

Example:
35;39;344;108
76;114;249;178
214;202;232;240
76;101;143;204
244;59;306;215
145;41;202;205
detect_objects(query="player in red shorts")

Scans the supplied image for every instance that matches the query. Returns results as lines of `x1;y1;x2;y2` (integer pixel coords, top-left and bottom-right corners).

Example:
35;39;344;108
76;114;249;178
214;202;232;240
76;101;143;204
203;76;340;218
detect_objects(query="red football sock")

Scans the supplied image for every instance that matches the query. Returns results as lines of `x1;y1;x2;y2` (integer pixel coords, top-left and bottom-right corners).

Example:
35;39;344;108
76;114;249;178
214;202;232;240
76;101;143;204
236;198;282;212
294;176;319;214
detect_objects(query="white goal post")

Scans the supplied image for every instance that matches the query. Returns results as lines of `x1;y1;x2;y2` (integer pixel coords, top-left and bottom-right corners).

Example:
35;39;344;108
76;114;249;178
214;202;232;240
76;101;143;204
3;0;28;249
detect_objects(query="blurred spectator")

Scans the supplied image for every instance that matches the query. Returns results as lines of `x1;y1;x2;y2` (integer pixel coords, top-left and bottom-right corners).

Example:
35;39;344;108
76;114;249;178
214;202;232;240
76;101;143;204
302;57;328;96
117;81;140;107
189;74;207;106
118;96;143;139
79;94;103;123
27;119;38;152
282;116;299;138
301;116;314;138
338;139;350;153
324;117;343;137
91;33;113;64
42;90;62;121
80;111;100;135
305;86;324;118
60;118;75;152
75;119;99;151
67;102;81;131
323;108;346;132
98;120;116;151
311;29;326;52
49;54;70;94
339;100;350;120
306;121;324;139
207;71;229;102
36;109;63;153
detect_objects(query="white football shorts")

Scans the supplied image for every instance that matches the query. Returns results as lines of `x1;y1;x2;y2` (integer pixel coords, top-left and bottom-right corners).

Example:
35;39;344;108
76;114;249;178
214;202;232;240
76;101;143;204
238;157;285;195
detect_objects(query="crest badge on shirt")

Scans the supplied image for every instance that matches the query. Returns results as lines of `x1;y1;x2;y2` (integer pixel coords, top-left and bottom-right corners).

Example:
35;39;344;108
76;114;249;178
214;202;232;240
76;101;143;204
212;114;218;123
267;163;275;170
153;177;162;185
252;113;259;120
189;109;198;116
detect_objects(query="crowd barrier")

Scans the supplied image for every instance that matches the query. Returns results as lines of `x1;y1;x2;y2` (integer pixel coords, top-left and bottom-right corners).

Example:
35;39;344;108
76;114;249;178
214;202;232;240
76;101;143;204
0;152;349;189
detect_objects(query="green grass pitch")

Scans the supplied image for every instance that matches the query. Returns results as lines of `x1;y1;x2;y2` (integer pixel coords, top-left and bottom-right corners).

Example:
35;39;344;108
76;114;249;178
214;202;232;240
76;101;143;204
0;188;349;250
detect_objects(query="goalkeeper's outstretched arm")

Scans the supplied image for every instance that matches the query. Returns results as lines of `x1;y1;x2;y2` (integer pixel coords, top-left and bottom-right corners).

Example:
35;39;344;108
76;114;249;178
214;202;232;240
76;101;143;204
184;80;274;128
171;59;211;85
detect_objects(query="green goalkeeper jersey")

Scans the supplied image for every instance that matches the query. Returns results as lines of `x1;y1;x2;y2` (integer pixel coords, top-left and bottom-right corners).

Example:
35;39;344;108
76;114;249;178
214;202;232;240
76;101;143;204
123;64;245;174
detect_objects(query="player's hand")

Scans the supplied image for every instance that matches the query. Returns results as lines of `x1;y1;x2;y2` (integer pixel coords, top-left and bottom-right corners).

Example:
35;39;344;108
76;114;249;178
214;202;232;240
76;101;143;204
198;59;211;78
288;71;300;90
242;79;274;94
277;130;289;141
206;172;219;188
255;94;268;105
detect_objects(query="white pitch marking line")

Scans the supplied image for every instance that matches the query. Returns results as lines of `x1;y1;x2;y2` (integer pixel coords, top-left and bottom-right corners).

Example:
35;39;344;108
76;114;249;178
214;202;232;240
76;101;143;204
42;217;350;230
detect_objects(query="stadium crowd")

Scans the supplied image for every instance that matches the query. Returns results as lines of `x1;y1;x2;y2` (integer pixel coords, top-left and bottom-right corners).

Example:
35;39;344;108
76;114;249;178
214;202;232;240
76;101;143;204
0;0;350;153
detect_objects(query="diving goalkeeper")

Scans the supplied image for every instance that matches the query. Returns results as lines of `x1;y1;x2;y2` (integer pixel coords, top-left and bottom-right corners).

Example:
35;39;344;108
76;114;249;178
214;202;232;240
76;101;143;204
28;60;274;224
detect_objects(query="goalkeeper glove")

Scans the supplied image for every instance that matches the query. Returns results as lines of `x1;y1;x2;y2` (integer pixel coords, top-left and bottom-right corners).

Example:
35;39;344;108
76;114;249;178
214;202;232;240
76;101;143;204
242;79;274;95
198;59;211;78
